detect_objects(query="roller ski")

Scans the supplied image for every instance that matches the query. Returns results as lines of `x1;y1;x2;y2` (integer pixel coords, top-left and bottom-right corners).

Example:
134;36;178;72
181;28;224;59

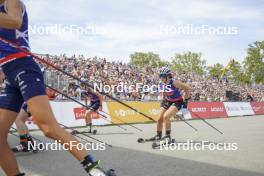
82;156;117;176
137;134;162;143
12;144;39;153
12;136;38;153
71;129;97;135
152;135;175;149
83;129;98;135
88;165;116;176
83;123;98;135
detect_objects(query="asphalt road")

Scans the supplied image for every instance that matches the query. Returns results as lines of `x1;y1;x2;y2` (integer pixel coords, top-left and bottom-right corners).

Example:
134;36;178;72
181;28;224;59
1;115;264;176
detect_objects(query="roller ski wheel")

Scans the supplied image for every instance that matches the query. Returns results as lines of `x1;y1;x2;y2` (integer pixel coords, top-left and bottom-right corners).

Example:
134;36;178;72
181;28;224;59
92;129;97;135
89;168;116;176
106;169;117;176
71;130;79;135
86;161;116;176
152;142;158;149
152;139;176;149
137;138;145;143
88;167;107;176
152;136;175;149
137;135;162;143
80;129;97;135
12;144;38;153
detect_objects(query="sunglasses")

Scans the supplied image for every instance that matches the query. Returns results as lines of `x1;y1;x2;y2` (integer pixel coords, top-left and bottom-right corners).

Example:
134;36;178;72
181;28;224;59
159;74;167;78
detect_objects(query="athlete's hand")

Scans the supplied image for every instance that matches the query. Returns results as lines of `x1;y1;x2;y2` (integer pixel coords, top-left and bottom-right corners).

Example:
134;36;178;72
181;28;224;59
182;99;189;109
99;106;102;112
184;95;190;100
0;69;5;83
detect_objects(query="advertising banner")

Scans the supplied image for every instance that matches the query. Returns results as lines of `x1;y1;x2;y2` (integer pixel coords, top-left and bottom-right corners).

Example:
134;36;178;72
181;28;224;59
223;102;255;116
22;101;110;130
105;101;161;124
250;102;264;115
15;101;261;131
188;102;228;119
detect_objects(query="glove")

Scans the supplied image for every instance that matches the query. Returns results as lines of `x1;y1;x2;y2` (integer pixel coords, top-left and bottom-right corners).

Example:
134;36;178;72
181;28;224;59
182;99;189;109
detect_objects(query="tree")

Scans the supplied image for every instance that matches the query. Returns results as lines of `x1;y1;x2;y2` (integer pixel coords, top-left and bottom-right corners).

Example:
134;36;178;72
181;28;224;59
243;41;264;84
171;52;206;74
207;63;224;79
228;60;246;83
220;59;250;84
158;60;171;67
130;52;162;68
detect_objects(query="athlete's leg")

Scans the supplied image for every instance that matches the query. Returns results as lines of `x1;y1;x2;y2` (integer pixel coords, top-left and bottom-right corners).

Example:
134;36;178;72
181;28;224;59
12;109;35;152
163;106;179;137
85;110;92;125
85;110;93;132
157;100;171;139
148;107;166;141
0;74;24;175
13;58;103;173
157;108;166;137
27;95;87;161
0;109;20;175
15;109;30;135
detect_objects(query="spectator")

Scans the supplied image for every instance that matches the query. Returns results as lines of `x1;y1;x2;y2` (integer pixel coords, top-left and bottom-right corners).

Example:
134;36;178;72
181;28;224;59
9;53;262;102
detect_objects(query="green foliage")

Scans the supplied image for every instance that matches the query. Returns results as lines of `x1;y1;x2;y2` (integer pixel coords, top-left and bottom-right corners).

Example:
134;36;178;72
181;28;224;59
243;41;264;84
207;63;224;79
171;52;206;75
158;60;171;67
130;52;162;68
128;41;264;85
228;60;248;83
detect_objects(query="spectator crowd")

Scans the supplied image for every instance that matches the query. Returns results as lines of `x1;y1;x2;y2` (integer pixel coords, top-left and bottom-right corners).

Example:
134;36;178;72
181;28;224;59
1;54;264;102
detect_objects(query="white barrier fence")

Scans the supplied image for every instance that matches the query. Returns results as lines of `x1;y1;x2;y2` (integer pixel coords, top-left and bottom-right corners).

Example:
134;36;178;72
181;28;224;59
223;102;255;117
10;101;263;130
23;101;111;130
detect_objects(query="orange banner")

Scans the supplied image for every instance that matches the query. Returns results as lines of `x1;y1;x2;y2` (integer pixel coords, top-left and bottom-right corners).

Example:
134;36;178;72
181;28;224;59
106;101;161;124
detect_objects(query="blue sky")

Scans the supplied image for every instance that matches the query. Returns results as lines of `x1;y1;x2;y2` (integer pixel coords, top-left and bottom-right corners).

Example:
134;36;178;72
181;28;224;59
24;0;264;66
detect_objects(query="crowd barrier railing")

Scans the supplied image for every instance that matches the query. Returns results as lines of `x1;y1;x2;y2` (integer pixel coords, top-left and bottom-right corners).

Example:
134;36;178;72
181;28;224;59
19;101;264;130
